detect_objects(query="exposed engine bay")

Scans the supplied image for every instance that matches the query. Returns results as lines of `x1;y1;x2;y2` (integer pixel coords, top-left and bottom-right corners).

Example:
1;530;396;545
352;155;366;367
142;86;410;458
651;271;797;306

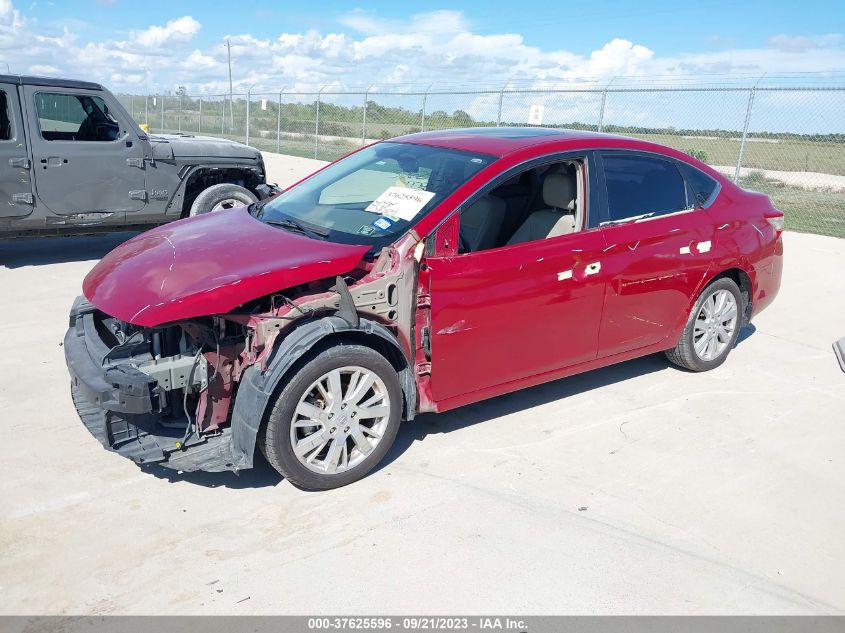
65;232;426;473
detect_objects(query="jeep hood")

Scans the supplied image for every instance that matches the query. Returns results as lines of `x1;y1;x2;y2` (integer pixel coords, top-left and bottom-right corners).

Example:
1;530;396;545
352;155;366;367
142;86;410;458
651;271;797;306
148;134;261;161
83;208;369;327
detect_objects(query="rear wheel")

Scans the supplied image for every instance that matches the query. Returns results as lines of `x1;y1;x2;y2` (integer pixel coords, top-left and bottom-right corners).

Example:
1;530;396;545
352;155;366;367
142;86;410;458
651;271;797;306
666;277;742;372
262;344;402;490
189;183;257;216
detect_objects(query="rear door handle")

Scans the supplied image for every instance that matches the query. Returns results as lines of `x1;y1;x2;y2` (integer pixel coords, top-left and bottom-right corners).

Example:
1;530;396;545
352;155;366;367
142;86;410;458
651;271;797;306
9;157;30;169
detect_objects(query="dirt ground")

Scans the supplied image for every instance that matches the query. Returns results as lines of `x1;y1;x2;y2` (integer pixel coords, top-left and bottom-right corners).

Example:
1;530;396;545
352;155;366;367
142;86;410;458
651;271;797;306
1;153;844;615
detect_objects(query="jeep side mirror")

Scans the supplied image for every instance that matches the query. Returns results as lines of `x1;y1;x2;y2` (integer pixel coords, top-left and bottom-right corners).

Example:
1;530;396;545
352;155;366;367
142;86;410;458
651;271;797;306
256;183;282;200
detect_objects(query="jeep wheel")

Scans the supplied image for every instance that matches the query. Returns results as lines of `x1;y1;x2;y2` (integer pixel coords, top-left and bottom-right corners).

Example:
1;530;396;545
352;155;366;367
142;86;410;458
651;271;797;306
189;183;257;216
262;344;402;491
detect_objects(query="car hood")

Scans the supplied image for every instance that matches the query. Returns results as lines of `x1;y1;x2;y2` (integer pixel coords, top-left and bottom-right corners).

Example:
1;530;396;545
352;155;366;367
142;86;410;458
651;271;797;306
148;134;261;161
83;208;369;327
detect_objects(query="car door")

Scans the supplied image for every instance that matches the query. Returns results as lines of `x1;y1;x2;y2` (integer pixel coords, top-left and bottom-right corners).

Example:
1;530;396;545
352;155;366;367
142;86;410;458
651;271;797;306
22;85;147;216
423;155;608;405
595;151;714;359
0;84;34;219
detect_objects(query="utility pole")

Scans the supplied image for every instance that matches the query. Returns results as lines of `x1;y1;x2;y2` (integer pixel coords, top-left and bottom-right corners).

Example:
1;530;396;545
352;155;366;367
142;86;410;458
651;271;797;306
226;38;234;130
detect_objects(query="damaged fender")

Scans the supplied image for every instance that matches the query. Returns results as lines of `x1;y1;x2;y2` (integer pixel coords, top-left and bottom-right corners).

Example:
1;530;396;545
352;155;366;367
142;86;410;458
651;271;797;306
228;316;417;468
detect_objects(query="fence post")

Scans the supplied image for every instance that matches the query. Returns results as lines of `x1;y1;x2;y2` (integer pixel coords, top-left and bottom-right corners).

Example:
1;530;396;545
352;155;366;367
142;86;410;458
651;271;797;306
421;85;431;132
160;94;164;132
314;87;323;160
734;87;757;183
178;95;182;133
598;76;615;133
198;96;203;134
221;96;225;136
598;90;608;132
277;89;283;154
246;87;251;146
362;85;372;144
496;80;509;127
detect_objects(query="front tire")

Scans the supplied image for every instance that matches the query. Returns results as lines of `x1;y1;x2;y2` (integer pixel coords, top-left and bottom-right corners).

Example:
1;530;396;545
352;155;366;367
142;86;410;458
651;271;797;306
189;183;257;216
262;344;402;491
666;277;742;372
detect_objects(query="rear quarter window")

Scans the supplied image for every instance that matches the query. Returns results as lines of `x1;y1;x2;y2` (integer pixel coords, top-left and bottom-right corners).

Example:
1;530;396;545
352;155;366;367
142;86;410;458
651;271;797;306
680;163;719;207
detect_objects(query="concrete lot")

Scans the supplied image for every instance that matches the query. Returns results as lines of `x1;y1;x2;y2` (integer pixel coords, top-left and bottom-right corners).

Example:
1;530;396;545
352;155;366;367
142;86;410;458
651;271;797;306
0;156;844;615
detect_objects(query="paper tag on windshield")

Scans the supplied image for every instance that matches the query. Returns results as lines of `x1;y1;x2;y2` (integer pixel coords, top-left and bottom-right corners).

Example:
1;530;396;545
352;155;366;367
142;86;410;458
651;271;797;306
365;187;435;221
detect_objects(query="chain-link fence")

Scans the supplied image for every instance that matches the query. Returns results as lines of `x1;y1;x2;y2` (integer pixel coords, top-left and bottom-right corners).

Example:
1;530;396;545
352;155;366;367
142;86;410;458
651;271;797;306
116;80;845;239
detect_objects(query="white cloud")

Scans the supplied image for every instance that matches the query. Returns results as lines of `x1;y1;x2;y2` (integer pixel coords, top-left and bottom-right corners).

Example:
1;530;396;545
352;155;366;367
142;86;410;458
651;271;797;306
769;33;843;53
131;16;200;49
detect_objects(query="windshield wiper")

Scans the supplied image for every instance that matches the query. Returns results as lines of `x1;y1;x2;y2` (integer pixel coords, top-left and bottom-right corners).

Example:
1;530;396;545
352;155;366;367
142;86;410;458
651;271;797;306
263;217;329;240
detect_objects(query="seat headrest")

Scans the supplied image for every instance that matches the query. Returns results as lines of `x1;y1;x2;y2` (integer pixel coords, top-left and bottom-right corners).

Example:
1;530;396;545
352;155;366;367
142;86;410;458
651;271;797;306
542;172;576;211
462;195;505;229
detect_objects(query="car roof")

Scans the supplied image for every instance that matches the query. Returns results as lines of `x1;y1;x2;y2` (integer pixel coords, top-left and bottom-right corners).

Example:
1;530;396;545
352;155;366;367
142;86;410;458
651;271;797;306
392;127;637;157
0;74;103;91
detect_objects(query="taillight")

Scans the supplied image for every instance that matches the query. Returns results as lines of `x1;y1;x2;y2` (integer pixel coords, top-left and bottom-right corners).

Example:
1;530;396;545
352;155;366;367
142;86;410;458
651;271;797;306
765;211;784;234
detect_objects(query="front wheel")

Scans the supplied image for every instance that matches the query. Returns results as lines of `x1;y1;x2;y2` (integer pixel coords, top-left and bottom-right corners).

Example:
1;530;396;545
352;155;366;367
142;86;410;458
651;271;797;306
666;277;743;372
189;183;257;216
262;344;403;491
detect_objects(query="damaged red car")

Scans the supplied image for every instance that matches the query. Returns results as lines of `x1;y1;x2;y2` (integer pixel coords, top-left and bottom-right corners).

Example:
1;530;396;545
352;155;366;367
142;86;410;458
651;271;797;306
65;128;784;490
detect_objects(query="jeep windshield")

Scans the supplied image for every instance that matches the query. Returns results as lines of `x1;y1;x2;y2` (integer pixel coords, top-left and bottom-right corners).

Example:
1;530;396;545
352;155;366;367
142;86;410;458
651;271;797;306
253;142;495;248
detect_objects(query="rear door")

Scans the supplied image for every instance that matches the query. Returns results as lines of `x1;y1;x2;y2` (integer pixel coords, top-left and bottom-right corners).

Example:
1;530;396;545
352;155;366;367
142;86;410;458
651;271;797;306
0;84;34;219
595;151;714;358
22;85;147;215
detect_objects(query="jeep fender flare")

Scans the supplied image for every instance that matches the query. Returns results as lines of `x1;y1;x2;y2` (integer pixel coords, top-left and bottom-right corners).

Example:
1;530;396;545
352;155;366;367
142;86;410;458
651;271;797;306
163;162;264;218
228;316;417;469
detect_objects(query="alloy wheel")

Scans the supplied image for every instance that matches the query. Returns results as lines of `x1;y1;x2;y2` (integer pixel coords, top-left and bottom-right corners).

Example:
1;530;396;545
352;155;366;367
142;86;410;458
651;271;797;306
290;366;391;474
693;288;738;361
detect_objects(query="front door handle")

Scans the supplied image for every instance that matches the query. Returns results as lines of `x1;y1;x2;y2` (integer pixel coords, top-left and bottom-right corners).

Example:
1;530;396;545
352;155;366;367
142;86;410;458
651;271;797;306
12;192;34;204
9;157;30;169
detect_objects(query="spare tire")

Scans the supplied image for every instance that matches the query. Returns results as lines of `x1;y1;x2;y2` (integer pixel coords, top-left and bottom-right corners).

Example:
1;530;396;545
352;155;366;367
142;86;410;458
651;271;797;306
189;183;257;216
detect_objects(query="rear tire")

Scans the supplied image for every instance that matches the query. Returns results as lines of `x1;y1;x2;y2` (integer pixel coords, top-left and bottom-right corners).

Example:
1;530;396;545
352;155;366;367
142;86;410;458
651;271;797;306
262;344;402;491
666;277;742;372
189;183;257;216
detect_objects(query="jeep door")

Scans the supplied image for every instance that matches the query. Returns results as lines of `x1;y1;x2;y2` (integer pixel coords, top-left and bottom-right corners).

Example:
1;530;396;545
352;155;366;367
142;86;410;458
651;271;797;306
0;84;34;219
594;151;714;358
22;85;147;216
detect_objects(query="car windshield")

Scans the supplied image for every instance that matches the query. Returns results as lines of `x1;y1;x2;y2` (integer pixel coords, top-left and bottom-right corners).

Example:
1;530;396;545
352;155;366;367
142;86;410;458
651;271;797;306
254;142;495;249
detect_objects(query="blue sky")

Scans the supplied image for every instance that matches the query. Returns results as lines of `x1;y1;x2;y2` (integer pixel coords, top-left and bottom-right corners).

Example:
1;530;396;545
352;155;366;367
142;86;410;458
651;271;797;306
24;0;845;63
3;0;844;130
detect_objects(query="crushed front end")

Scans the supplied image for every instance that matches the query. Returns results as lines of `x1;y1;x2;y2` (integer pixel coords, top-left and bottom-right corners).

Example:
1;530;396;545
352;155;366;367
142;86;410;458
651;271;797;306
64;296;251;472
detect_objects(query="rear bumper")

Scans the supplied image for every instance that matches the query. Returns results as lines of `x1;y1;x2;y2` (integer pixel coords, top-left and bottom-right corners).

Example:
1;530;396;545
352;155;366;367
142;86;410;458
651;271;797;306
64;296;252;472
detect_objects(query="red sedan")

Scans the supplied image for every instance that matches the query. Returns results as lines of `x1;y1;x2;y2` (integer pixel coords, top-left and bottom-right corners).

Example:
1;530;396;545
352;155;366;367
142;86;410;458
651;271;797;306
65;128;784;490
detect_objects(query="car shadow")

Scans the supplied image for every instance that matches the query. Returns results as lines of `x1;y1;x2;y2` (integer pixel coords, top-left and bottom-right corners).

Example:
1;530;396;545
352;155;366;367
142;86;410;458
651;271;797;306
138;326;758;490
140;451;285;490
0;232;139;268
375;352;669;473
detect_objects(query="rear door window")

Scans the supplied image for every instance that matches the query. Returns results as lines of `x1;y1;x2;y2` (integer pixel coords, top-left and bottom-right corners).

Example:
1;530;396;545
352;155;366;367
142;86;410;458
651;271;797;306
0;91;11;140
601;154;689;223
